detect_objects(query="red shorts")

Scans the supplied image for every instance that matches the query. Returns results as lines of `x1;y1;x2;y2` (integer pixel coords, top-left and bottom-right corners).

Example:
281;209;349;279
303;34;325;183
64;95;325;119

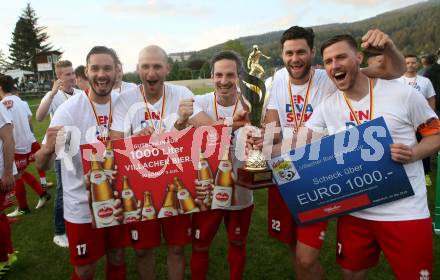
28;141;40;163
336;215;433;279
268;187;327;249
65;221;130;266
129;215;191;249
192;205;254;246
14;153;30;172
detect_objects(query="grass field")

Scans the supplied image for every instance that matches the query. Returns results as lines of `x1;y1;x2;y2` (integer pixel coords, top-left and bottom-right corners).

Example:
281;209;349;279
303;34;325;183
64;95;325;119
4;95;439;279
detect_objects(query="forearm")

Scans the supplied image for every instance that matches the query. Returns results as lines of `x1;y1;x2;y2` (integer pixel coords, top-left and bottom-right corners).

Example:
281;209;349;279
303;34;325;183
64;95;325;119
36;95;54;121
2;137;15;176
413;134;440;161
110;130;125;140
35;148;56;171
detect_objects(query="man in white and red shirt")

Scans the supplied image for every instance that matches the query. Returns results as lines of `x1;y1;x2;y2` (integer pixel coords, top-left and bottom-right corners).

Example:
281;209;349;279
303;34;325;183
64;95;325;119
111;44;216;280
398;53;437;187
36;46;129;280
262;26;405;279
37;60;84;248
191;51;253;280
306;34;439;280
0;75;50;218
0;93;16;277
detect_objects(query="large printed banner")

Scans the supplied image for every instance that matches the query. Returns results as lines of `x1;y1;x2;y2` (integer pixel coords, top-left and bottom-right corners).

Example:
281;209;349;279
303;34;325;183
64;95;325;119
269;117;414;226
80;125;234;228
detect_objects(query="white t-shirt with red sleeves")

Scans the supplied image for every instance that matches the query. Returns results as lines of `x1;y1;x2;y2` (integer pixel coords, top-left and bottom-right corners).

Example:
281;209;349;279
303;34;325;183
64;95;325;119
397;75;436;99
267;68;336;138
194;92;253;210
0;104;13;176
41;88;83;118
48;91;118;224
2;95;34;154
111;83;201;135
306;79;438;221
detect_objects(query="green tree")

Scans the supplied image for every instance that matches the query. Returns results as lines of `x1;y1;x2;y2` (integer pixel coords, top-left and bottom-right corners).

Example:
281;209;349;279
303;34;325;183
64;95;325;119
0;50;9;72
8;3;54;73
223;39;247;59
122;72;141;84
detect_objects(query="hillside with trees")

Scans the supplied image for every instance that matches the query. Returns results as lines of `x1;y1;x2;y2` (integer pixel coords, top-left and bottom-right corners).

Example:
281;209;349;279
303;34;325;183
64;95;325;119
171;0;439;80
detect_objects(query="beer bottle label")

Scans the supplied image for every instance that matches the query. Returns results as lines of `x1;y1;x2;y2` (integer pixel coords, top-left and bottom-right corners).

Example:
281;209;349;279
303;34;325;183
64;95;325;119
122;189;134;199
218;161;232;172
198;160;208;169
211;186;232;209
141;207;156;221
105;150;114;157
90;170;107;184
92;199;119;228
158;207;178;218
123;210;138;224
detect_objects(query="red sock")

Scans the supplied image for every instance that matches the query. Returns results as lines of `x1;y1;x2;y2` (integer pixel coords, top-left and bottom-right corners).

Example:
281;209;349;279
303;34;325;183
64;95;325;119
0;213;13;262
15;178;28;209
228;242;246;280
22;172;44;196
71;271;93;280
38;169;47;186
191;250;209;280
105;261;126;280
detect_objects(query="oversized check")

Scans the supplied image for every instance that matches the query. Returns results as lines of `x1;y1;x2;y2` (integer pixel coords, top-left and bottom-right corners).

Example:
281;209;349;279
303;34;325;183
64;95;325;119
269;117;414;225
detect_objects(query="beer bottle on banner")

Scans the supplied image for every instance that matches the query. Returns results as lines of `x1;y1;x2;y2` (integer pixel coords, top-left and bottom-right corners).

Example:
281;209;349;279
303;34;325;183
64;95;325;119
141;191;156;221
158;183;178;218
102;140;115;177
174;176;200;214
90;153;118;228
211;151;234;209
197;152;214;208
121;176;138;223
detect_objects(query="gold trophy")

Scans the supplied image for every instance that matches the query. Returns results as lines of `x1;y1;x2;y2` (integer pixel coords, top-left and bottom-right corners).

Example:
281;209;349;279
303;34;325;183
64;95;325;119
237;48;275;189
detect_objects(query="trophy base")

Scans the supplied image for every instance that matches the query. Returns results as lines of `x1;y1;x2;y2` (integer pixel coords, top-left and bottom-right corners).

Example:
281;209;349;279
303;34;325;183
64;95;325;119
237;167;276;189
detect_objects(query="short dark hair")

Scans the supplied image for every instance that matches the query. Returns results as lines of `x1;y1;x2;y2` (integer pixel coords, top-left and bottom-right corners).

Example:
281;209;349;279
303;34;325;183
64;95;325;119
280;26;315;49
210;50;243;74
0;75;15;93
74;65;87;79
86;46;118;66
320;34;358;56
424;54;437;65
404;54;418;59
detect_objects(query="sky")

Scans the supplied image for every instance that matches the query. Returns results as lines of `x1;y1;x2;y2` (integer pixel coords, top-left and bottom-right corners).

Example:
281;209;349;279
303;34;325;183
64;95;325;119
0;0;425;72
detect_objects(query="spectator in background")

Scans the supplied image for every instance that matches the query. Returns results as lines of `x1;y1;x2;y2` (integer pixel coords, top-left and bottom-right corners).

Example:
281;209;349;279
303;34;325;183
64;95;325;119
423;54;440;112
74;65;89;91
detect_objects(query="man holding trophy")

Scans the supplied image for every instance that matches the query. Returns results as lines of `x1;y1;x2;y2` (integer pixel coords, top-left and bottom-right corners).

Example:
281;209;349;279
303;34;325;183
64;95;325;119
247;26;406;279
191;50;255;280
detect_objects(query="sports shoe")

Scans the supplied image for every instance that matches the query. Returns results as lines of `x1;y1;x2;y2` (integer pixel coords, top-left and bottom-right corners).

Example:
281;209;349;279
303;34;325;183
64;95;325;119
425;174;432;187
53;234;69;248
7;208;30;218
35;192;51;209
46;182;54;188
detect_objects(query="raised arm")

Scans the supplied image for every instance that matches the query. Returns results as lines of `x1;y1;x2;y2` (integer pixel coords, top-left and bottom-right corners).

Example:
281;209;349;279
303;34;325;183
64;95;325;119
360;29;405;80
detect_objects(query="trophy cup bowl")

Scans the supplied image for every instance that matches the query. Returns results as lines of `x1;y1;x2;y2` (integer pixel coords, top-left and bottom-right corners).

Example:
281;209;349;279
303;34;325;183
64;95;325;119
236;70;275;189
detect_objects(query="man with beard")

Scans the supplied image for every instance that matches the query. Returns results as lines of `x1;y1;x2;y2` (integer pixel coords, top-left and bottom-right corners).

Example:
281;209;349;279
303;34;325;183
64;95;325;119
305;34;440;280
260;26;405;279
398;54;436;110
191;50;252;280
398;54;436;188
36;46;128;280
36;60;84;248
